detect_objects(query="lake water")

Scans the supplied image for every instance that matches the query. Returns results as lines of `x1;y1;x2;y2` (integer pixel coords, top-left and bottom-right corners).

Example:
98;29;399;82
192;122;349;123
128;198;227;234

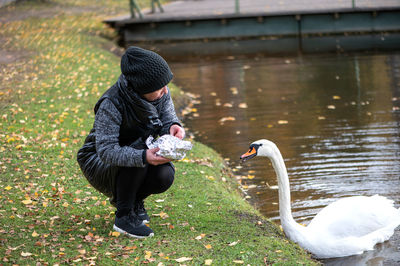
166;50;400;264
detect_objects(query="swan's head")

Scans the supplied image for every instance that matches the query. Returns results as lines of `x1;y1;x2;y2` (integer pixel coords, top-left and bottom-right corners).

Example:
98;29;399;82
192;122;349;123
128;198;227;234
240;139;278;162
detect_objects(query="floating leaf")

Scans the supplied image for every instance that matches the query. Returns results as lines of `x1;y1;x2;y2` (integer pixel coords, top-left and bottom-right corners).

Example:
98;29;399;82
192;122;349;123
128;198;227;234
327;105;336;109
277;120;288;125
238;103;248;108
218;116;236;124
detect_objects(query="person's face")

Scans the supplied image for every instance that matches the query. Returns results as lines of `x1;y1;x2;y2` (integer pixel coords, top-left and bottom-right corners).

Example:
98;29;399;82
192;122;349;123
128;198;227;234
143;86;168;101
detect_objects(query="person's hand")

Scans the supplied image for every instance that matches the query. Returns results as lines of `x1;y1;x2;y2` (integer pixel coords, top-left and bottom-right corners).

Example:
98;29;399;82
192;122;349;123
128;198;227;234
170;124;185;139
146;148;171;165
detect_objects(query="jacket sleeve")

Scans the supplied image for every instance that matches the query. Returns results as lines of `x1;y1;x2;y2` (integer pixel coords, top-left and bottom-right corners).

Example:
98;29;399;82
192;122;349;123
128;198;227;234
94;98;146;167
159;90;182;136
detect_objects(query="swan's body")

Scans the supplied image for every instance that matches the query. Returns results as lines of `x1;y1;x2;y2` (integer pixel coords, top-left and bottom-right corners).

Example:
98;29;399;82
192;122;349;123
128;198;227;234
240;139;400;258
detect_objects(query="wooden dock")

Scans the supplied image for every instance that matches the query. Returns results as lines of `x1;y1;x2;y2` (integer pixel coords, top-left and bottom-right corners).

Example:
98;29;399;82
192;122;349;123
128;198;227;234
104;0;400;54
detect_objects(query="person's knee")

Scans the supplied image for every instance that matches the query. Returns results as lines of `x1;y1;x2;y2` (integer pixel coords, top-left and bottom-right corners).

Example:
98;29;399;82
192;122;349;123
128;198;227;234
158;164;175;191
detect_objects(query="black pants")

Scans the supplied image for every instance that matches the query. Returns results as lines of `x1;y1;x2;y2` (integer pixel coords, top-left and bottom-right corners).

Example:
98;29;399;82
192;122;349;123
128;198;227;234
115;163;174;217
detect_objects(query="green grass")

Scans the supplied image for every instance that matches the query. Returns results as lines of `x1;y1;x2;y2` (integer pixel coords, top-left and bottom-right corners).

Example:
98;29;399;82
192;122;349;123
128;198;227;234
0;1;317;264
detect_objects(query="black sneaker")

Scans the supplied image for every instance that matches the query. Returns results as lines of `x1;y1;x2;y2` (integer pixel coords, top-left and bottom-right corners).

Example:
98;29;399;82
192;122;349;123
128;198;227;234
135;200;150;224
113;211;154;238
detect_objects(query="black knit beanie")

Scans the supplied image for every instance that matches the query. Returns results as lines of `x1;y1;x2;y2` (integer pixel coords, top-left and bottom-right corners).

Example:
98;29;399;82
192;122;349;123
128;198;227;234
120;46;173;94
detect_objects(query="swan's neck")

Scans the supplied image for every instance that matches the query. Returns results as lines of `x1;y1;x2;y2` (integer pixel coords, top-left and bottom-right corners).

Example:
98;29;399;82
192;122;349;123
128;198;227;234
269;148;299;234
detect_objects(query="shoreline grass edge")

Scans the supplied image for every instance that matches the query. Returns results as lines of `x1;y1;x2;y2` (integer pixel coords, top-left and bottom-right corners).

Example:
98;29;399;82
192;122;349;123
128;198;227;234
0;1;317;264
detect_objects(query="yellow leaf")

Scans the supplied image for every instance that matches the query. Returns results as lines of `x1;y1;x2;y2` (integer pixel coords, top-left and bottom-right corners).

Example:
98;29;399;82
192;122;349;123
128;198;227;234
5;186;12;190
145;250;152;260
22;199;32;205
62;202;69;207
233;260;244;264
111;231;120;237
204;244;212;249
32;231;39;237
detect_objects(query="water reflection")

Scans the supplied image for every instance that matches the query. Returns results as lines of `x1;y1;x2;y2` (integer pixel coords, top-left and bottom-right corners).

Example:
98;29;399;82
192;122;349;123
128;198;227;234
167;51;400;264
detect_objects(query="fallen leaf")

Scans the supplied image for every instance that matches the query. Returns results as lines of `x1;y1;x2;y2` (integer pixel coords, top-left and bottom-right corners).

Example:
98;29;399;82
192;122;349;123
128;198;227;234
238;103;248;108
32;231;39;237
78;249;86;255
277;120;288;125
145;251;152;260
204;244;212;249
175;257;192;263
233;260;244;264
205;259;213;265
22;199;32;205
228;240;239;246
327;105;336;109
21;252;32;257
195;234;206;240
111;231;120;237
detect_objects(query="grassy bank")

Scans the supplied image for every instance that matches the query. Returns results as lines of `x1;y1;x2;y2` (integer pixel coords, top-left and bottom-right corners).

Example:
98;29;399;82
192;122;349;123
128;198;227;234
0;1;316;264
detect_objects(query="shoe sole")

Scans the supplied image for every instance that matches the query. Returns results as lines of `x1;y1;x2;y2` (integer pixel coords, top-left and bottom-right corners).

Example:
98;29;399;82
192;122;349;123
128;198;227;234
113;224;154;239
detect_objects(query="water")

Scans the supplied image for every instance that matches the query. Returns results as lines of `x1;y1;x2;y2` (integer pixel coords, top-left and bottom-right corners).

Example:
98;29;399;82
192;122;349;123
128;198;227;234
166;51;400;264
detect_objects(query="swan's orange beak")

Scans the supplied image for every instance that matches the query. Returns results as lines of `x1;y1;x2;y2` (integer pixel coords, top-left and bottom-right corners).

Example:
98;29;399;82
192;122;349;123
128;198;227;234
240;147;257;162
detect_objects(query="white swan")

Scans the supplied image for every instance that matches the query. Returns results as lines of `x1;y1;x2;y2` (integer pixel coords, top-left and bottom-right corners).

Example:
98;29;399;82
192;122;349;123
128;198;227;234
240;139;400;259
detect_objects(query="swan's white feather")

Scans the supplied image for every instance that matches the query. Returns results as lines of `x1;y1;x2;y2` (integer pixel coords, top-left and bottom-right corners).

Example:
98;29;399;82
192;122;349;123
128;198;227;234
249;139;400;258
